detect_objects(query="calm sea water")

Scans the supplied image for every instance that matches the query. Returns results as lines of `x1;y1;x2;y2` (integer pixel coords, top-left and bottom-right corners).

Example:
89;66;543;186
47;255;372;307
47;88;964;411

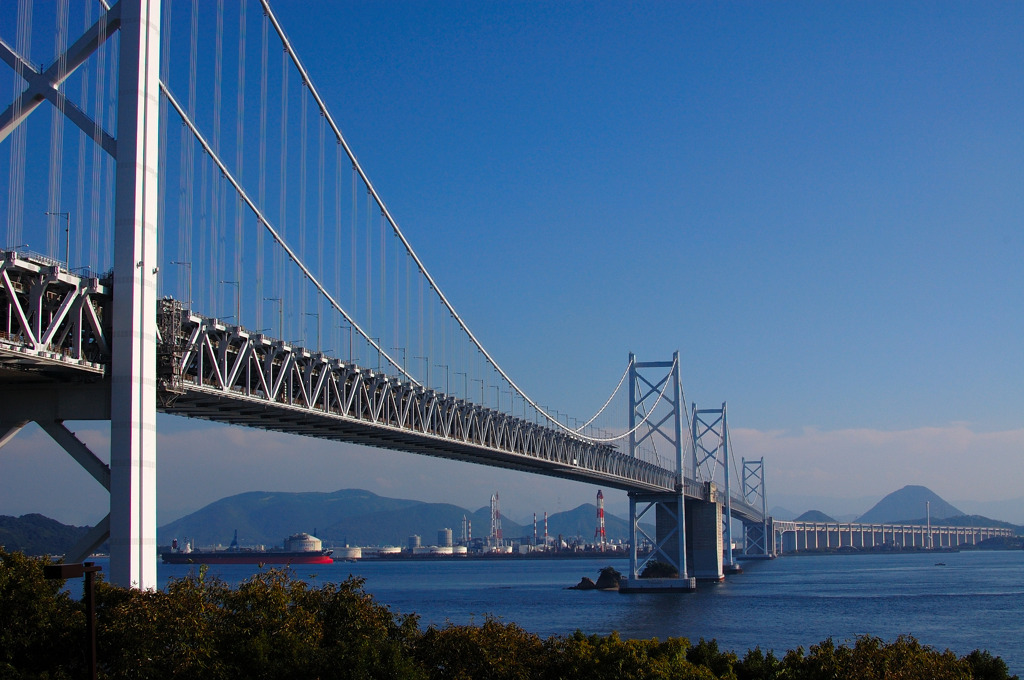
84;550;1023;672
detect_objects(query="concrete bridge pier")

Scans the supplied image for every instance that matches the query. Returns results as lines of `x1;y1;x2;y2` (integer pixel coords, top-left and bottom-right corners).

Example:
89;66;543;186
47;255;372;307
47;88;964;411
686;497;724;581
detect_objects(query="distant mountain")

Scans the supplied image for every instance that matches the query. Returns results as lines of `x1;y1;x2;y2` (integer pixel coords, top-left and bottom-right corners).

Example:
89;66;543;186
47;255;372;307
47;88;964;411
769;506;796;521
795;510;836;522
543;503;631;542
158;489;424;547
954;497;1024;526
857;485;963;524
883;514;1021;532
157;489;632;548
0;514;106;556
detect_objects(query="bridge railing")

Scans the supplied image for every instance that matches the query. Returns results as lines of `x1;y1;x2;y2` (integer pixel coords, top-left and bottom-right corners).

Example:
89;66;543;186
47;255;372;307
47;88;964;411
0;252;111;370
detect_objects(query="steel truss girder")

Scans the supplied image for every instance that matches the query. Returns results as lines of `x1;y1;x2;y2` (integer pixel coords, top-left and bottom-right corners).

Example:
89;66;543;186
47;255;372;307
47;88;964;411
0;252;111;372
157;302;678;493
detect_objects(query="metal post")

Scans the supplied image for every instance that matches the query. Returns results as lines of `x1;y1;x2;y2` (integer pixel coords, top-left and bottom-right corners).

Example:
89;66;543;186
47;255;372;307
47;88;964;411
45;211;71;269
435;364;449;393
264;297;282;338
110;0;161;589
171;261;191;307
220;280;240;322
304;312;321;352
413;356;429;387
391;346;405;373
84;563;97;680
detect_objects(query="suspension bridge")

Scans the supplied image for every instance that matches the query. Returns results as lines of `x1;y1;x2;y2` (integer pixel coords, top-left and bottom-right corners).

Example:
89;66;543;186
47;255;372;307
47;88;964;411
1;0;774;590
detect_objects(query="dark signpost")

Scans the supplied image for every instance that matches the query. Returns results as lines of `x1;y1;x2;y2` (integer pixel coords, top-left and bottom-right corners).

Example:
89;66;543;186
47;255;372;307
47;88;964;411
43;562;102;680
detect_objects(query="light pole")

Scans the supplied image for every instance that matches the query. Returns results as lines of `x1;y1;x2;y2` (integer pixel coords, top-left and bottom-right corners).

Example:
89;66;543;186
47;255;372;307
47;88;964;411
472;378;484;404
264;297;283;339
45;211;70;269
340;324;353;361
454;371;468;399
413;356;429;388
371;337;381;371
171;261;192;308
391;346;406;375
304;312;321;352
435;364;449;393
220;280;240;323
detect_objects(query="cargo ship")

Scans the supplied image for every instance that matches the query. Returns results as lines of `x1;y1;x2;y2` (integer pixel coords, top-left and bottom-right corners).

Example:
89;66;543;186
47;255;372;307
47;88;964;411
161;530;333;565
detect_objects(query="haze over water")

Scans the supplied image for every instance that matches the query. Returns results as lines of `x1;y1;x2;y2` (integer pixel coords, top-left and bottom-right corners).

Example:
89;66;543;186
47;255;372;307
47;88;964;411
124;550;1024;673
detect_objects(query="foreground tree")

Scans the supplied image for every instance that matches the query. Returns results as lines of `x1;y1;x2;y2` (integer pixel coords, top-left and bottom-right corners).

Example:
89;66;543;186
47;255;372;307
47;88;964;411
1;548;1019;680
0;550;84;678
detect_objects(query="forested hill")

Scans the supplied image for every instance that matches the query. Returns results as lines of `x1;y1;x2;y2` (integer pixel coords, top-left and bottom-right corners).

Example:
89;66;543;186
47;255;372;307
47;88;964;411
0;513;106;556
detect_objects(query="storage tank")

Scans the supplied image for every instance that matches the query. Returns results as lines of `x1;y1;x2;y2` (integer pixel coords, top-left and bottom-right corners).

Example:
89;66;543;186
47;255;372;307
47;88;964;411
334;546;362;560
284;532;321;552
408;535;421;550
438;528;453;547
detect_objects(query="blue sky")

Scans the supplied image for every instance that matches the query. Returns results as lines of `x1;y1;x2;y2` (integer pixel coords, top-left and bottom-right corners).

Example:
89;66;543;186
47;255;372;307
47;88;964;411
2;1;1022;527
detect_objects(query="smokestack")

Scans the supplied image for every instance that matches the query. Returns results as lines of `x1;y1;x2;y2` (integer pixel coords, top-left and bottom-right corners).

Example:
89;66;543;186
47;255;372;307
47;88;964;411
595;489;606;551
490;493;502;548
544;511;548;548
533;512;538;547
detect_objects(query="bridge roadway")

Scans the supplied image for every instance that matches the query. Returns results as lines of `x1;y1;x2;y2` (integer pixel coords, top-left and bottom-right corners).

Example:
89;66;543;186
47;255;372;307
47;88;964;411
0;255;765;523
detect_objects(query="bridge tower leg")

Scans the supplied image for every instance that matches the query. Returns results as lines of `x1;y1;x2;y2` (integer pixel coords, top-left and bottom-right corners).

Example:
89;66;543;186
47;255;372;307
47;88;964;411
621;352;695;593
109;0;162;588
691;402;737;577
741;457;773;558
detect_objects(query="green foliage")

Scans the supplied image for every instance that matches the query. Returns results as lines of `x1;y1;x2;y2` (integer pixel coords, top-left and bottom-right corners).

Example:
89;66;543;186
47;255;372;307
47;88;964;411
779;635;1019;680
0;550;84;679
963;650;1018;680
735;647;783;680
1;547;1019;680
687;638;739;679
94;566;422;680
415;617;542;680
542;632;716;680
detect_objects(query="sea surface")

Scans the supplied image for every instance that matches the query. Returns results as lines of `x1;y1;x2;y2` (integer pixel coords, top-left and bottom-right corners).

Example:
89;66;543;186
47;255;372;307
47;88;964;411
81;550;1023;672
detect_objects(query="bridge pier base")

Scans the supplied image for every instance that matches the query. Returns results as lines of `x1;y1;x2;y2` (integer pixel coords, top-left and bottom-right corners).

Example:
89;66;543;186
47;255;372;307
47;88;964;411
621;491;696;593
